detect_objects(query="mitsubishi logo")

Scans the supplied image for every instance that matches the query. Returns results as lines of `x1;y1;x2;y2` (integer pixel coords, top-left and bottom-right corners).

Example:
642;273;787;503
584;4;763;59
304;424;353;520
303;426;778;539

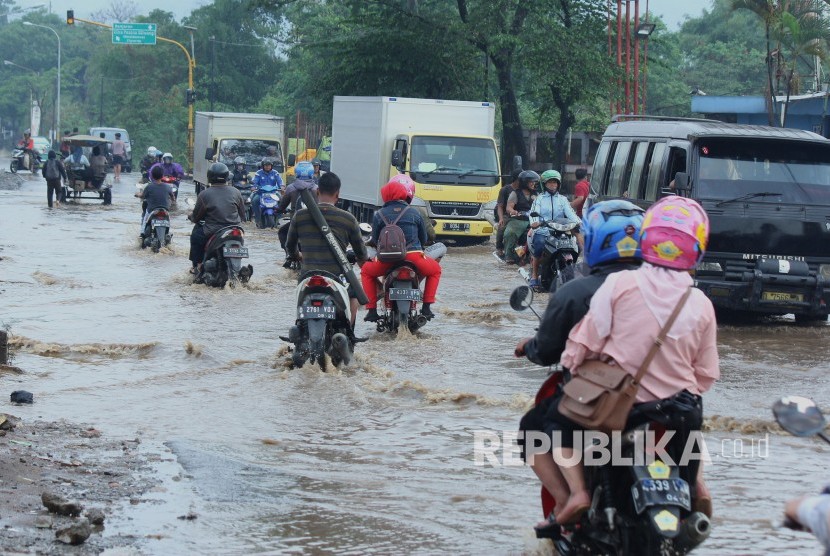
451;209;459;216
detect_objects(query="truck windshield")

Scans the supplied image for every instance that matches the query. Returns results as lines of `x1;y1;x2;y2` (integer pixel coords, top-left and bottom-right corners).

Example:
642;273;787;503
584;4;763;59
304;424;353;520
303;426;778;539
219;139;283;168
696;139;830;205
410;136;499;186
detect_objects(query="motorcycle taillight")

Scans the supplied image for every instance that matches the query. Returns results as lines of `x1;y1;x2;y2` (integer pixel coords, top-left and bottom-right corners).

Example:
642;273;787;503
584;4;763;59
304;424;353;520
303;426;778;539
307;275;329;288
397;269;412;280
312;300;323;307
229;228;242;237
156;210;168;218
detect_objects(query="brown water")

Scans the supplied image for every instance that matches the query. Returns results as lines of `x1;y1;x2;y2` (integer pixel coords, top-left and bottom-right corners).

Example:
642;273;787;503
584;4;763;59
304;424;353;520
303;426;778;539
2;170;829;554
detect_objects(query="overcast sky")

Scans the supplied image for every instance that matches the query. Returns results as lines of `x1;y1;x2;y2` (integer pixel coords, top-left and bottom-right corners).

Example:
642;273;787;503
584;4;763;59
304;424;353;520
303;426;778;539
14;0;710;28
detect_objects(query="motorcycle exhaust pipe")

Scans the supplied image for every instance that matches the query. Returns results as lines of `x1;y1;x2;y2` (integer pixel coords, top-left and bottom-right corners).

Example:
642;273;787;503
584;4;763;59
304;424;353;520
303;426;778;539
675;512;711;551
414;314;428;329
288;326;301;345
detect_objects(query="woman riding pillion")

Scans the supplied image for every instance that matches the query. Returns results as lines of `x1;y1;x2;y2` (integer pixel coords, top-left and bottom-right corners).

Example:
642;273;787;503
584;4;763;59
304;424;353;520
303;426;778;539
502;170;539;264
362;175;442;322
528;169;581;289
528;196;718;526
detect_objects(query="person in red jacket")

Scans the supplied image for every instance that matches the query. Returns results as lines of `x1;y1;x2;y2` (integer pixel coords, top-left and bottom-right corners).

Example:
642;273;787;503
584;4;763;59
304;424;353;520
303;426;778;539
361;175;442;321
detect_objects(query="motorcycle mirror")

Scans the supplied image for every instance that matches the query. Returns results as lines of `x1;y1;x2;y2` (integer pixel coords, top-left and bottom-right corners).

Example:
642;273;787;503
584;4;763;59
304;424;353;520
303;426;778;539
773;396;830;443
510;286;541;320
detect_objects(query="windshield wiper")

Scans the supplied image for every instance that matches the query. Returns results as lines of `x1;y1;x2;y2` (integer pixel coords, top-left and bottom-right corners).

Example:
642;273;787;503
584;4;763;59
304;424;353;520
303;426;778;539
715;192;782;207
418;166;457;178
457;168;498;178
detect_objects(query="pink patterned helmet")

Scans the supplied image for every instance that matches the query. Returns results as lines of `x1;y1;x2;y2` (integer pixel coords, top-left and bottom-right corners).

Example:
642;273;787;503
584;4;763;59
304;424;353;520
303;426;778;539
387;173;416;201
640;196;709;270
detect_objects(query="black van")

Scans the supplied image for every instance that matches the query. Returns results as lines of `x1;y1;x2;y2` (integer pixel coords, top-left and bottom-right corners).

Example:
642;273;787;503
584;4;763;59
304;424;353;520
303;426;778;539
591;116;830;322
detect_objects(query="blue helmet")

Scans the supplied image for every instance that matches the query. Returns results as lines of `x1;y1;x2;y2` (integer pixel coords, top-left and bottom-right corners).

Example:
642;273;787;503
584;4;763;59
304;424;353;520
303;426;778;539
582;200;645;267
295;161;314;180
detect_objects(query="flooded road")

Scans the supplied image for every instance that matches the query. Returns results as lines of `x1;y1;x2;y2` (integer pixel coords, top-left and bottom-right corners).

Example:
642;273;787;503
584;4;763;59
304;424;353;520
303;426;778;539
2;169;829;554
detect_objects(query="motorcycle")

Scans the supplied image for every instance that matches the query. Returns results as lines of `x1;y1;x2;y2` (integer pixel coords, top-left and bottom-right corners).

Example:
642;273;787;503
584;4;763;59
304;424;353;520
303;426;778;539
373;241;446;335
511;285;711;555
233;181;254;222
196;224;253;288
256;184;281;229
10;147;41;173
161;175;180;202
281;271;358;371
141;207;172;253
526;212;581;293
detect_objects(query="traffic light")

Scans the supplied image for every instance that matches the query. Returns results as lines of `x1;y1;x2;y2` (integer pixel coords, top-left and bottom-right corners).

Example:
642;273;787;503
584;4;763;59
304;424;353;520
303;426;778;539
66;10;74;25
184;89;196;105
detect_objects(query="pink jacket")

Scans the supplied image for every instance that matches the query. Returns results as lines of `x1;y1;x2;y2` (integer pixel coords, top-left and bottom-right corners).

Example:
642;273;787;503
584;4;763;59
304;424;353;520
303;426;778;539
561;263;719;402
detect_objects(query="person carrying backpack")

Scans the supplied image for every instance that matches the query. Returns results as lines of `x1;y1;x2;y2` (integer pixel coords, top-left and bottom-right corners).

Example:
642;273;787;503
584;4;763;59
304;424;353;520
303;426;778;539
361;175;442;322
41;150;67;208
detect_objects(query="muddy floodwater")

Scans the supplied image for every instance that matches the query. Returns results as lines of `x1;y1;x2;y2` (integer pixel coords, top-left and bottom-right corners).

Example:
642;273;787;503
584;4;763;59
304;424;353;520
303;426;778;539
2;168;829;554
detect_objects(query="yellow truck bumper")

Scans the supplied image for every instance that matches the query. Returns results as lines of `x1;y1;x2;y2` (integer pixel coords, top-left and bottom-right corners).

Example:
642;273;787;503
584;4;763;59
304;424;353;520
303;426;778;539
434;219;494;237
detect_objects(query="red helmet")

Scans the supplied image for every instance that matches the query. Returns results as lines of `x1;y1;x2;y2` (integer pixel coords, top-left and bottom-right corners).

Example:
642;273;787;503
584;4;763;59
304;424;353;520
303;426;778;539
386;174;416;201
381;174;413;203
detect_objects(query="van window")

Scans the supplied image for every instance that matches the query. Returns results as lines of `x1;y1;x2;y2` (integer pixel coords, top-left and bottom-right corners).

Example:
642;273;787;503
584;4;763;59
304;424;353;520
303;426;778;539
592;141;611;193
626;142;650;198
607;141;632;197
643;142;667;201
667;146;687;188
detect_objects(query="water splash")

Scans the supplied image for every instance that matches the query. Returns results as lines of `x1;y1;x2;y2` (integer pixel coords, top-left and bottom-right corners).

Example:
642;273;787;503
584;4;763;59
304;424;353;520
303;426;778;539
9;335;157;359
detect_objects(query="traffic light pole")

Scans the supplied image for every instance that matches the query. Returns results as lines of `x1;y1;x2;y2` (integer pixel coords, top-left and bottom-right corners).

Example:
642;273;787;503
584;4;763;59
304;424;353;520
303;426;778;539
67;13;196;171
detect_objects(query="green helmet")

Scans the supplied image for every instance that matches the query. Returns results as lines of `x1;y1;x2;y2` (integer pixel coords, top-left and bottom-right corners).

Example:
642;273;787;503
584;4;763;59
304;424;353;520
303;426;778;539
540;169;562;185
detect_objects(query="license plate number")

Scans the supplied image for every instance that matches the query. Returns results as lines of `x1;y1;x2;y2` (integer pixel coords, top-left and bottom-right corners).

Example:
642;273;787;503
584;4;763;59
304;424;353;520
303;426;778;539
388;288;422;301
442;223;470;232
300;305;336;319
222;247;249;258
631;478;691;514
151;220;168;227
762;291;803;302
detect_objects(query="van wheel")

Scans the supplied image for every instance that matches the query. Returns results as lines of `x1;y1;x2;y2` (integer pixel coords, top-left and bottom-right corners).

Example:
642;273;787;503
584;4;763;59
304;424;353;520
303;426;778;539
795;313;828;325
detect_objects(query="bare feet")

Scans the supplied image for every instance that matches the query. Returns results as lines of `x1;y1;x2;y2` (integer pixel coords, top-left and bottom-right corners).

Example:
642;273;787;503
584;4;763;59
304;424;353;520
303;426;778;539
555;490;590;524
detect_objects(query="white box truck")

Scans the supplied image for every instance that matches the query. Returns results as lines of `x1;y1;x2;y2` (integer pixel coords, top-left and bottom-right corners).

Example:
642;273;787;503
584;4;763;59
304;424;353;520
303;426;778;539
331;96;502;240
193;112;286;191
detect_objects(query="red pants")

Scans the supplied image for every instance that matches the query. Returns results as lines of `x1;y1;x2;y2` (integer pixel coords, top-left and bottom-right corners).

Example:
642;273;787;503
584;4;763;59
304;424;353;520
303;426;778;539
361;251;442;308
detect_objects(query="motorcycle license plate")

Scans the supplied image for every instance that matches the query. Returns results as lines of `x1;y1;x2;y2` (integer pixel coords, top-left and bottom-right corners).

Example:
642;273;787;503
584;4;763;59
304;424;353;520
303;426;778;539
151;220;168;227
631;478;691;514
222;247;249;258
388;288;422;301
443;223;470;232
300;305;336;319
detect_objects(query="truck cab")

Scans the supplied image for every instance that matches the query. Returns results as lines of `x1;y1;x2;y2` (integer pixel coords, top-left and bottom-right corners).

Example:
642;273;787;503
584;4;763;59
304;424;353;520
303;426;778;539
391;133;501;237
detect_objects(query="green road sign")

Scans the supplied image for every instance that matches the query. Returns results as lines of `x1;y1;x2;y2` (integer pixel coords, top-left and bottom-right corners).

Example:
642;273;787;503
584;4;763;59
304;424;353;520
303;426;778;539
112;23;157;45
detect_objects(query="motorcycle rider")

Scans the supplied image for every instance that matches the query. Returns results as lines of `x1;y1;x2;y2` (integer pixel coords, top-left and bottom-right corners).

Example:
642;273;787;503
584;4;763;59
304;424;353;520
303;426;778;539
149;152;185;183
528;169;581;289
495;168;522;259
285;171;367;328
231;156;249;186
502;170;538;265
136;165;175;234
361;175;442;322
278;161;318;259
251;157;283;227
515;200;644;531
187;162;246;274
311;158;324;184
528;196;718;526
139;147;160;183
16;131;36;171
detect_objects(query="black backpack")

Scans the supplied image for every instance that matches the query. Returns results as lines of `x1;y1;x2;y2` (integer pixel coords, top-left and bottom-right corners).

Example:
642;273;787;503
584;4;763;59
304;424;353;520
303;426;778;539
45;159;61;180
376;207;410;263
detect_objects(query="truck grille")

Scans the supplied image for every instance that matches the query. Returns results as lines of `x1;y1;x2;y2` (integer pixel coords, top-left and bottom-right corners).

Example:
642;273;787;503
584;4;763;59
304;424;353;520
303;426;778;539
429;201;481;217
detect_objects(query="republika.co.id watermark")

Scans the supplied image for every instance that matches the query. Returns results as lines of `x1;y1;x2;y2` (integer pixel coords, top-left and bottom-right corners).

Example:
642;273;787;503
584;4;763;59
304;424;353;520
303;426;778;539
473;430;769;467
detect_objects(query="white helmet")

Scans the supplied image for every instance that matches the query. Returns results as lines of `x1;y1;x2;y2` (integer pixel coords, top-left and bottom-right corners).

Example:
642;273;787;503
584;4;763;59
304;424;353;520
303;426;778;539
147;146;157;155
162;152;173;161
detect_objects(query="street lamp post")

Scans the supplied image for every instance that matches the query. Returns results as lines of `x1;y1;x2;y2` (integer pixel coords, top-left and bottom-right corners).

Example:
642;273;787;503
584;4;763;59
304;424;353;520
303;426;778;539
23;22;60;144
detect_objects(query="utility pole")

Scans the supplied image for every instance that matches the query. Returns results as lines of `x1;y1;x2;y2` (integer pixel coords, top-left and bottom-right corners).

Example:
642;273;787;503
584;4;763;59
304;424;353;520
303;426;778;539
99;76;103;125
210;36;215;111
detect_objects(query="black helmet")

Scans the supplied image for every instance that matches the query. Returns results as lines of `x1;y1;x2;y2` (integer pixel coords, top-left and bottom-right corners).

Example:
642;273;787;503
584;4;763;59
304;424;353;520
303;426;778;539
518;170;540;190
207;162;230;184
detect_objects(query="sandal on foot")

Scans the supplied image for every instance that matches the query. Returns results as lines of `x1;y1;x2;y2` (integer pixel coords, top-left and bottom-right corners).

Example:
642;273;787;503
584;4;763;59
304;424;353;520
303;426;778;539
534;514;562;539
555;491;591;525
